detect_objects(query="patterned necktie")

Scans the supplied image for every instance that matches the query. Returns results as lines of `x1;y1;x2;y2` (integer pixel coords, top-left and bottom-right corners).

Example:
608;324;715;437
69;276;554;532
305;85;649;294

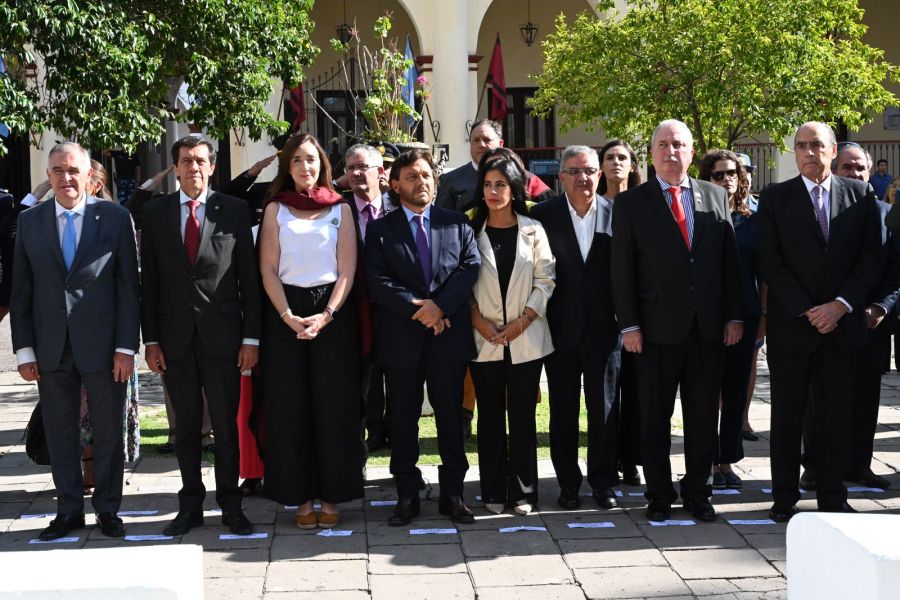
812;185;829;240
413;214;432;285
184;199;201;265
61;211;77;271
669;186;690;249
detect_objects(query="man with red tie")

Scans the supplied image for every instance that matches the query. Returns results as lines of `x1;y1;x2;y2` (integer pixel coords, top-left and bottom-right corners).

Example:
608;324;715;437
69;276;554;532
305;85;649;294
611;120;743;523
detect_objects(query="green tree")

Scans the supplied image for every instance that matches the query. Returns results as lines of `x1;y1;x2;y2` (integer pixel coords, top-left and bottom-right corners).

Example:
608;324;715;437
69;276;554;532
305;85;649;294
0;0;319;155
530;0;897;154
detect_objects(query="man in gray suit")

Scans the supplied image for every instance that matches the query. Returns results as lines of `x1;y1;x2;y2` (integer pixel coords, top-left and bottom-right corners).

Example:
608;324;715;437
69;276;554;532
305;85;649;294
11;142;140;540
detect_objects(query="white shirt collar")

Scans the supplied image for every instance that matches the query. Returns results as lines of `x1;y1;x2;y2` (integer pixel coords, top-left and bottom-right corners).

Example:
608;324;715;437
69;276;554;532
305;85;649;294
54;194;89;219
355;193;382;214
179;187;209;205
402;204;431;222
564;192;598;220
801;174;833;194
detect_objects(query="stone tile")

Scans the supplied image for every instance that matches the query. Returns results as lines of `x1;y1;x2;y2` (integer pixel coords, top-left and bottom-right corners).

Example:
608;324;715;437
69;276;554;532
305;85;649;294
265;559;368;593
270;527;367;561
460;527;559;557
664;548;781;579
205;576;265;600
742;533;786;562
181;523;274;550
204;548;269;579
638;521;748;549
366;518;461;546
542;512;642;539
731;577;787;592
264;593;370;600
573;565;690;599
559;537;667;569
370;573;473;600
686;578;741;596
469;555;573;587
369;543;466;574
476;584;588;600
273;508;365;536
733;592;786;600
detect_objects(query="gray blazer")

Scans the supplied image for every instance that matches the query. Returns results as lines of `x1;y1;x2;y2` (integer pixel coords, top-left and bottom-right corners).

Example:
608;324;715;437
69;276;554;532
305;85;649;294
10;196;140;372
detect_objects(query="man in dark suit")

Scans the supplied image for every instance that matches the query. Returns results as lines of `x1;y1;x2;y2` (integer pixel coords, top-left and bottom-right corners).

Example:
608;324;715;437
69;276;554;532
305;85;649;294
342;143;399;453
612;120;743;523
365;149;480;525
141;136;261;536
531;145;621;510
11;142;140;540
757;122;881;521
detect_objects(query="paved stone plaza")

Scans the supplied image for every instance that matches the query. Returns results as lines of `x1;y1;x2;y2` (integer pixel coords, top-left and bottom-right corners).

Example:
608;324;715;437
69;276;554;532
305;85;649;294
1;351;900;599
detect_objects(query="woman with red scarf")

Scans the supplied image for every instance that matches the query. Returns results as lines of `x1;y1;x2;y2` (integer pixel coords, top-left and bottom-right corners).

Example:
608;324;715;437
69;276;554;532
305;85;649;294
258;134;362;529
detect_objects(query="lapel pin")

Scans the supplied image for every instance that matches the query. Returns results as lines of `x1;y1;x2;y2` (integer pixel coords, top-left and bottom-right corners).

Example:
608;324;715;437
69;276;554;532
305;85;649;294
95;215;100;220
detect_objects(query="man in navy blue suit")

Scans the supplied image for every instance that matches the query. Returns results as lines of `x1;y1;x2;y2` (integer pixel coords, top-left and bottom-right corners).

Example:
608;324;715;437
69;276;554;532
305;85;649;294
365;149;481;526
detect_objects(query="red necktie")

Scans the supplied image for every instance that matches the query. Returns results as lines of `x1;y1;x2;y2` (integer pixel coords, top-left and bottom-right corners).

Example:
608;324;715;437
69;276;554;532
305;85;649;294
669;186;690;249
184;199;201;265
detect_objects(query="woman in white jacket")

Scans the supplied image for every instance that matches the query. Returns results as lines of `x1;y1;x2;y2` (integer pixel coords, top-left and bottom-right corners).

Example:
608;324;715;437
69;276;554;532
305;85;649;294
468;152;556;516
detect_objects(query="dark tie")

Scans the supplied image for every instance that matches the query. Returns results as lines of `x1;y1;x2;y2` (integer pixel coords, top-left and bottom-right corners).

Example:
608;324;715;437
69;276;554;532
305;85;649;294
184;199;201;265
363;203;377;225
413;214;432;285
812;185;829;240
669;186;690;249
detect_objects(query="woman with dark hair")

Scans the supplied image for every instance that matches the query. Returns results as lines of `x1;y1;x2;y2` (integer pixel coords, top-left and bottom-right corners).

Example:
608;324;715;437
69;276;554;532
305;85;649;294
597;139;644;487
258;133;363;528
699;149;763;490
468;155;555;515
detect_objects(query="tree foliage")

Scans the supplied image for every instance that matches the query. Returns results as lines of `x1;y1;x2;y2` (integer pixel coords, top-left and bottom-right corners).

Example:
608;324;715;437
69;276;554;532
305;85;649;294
0;0;319;154
530;0;897;155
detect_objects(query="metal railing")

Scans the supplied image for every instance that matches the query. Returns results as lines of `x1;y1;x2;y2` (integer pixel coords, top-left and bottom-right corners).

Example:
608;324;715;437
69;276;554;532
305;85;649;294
853;140;900;180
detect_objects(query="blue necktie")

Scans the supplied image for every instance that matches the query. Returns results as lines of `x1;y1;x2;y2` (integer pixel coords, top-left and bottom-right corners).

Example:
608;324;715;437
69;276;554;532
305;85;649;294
62;211;77;271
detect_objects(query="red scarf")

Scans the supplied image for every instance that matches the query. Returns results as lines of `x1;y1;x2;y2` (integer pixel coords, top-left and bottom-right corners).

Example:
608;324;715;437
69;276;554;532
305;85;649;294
271;187;342;210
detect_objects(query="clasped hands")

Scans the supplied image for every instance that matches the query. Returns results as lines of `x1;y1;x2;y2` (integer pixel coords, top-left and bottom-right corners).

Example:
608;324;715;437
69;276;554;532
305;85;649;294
411;298;451;335
283;310;333;340
805;300;849;334
472;313;527;347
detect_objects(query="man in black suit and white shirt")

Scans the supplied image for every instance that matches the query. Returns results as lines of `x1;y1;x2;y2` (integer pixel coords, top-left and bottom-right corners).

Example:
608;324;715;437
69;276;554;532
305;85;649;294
141;136;261;536
611;120;743;523
757;122;881;521
11;142;140;540
365;149;480;526
531;145;621;511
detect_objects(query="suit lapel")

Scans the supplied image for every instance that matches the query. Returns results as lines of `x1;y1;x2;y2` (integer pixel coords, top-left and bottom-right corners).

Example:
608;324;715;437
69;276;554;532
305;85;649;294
476;223;497;271
69;201;99;275
44;199;68;273
166;194;193;271
689;179;707;251
556;196;586;267
585;195;611;266
791;177;827;246
648;179;690;255
429;207;444;288
829;177;853;244
390;208;423;285
196;192;220;266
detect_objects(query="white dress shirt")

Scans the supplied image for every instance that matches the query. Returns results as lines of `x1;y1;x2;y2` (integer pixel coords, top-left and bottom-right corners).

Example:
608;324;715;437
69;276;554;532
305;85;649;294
565;193;598;262
800;174;852;313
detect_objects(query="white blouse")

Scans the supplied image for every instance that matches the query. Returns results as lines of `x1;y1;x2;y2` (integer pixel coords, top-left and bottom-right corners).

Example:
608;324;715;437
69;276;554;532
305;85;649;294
277;203;341;287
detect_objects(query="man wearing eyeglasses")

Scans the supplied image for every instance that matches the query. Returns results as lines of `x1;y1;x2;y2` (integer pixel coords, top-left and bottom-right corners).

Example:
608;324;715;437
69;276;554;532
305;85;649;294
757;122;881;522
611;120;743;523
531;145;622;511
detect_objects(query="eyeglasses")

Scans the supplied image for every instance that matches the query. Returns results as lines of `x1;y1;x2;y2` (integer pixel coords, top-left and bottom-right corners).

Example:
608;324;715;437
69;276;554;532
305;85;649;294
561;167;599;177
711;169;738;181
345;164;378;174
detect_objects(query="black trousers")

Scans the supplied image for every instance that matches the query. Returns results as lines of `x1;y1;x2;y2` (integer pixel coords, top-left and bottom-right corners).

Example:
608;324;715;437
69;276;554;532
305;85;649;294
769;337;855;510
545;341;620;491
385;346;468;498
803;324;890;476
365;360;391;444
716;318;758;465
618;348;642;467
262;284;363;505
163;330;242;514
635;325;722;504
469;353;542;505
39;341;125;516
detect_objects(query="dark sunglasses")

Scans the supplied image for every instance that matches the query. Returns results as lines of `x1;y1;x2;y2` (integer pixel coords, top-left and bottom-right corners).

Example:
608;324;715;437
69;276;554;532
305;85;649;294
711;169;738;181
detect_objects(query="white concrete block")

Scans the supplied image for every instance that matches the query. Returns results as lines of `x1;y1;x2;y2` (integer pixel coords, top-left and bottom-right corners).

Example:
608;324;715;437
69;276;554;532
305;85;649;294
787;513;900;599
0;544;204;599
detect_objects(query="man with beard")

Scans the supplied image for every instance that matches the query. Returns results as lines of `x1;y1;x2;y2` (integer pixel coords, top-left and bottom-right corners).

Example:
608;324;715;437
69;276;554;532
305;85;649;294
365;149;480;526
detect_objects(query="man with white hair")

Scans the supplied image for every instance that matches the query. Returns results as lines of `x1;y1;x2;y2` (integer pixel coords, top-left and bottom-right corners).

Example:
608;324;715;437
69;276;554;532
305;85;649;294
611;120;743;523
757;122;881;521
11;142;140;540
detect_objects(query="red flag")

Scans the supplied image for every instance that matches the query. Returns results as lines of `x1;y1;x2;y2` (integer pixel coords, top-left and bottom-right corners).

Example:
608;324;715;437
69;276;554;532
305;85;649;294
486;35;508;122
289;83;306;132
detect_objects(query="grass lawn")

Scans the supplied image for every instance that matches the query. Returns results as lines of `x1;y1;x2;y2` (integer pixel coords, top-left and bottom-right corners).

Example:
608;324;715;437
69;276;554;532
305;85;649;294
139;394;684;466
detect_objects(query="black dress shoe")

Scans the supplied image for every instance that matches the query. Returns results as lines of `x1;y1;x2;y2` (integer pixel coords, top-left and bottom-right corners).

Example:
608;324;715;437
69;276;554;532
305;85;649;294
388;497;420;526
438;495;475;524
158;442;175;454
557;487;581;510
239;478;263;497
768;506;797;523
38;513;85;541
592;487;619;509
621;464;641;486
163;511;204;536
819;502;857;514
645;500;671;522
222;510;254;535
741;429;760;442
96;512;125;537
799;468;816;490
683;499;717;522
846;468;891;489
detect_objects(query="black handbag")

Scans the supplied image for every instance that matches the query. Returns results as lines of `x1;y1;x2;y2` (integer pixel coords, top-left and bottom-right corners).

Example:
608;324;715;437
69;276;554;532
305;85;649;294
25;403;51;466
